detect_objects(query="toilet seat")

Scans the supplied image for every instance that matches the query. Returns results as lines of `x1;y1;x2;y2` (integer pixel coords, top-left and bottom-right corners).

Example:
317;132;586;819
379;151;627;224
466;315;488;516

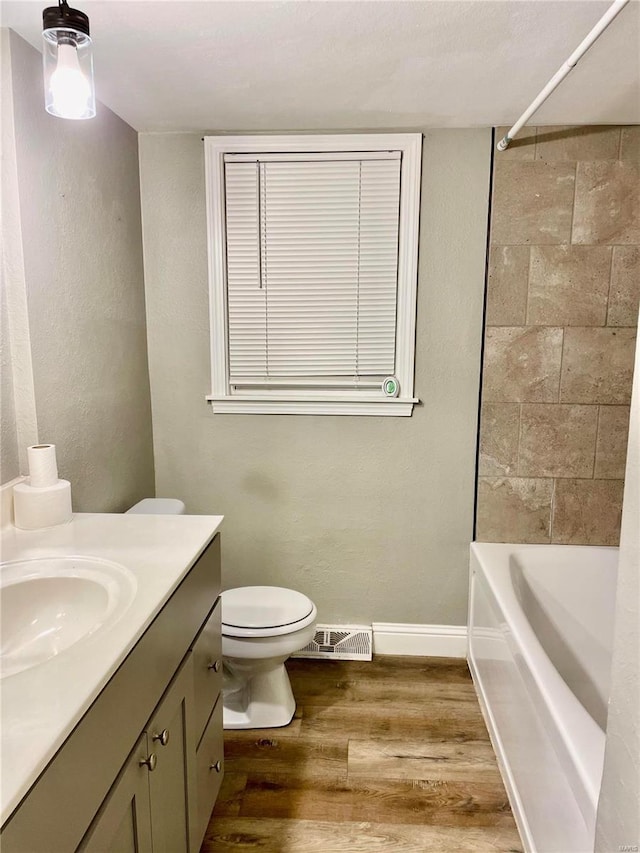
222;586;316;638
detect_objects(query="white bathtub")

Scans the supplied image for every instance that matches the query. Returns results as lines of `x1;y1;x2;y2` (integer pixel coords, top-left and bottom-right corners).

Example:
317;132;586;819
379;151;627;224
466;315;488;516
468;543;619;853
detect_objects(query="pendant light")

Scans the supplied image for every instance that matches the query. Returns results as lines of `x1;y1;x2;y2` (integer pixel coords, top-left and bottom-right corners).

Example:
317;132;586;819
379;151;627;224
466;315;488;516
42;0;95;120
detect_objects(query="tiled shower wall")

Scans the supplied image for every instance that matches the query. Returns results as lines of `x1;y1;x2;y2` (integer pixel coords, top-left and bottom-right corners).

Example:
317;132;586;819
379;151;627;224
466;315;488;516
477;126;639;545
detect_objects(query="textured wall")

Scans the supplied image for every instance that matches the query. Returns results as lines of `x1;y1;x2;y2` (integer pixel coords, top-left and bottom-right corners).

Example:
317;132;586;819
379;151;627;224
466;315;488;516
139;129;491;625
595;323;640;851
1;28;37;484
477;125;639;545
1;32;20;483
4;31;155;510
0;283;19;482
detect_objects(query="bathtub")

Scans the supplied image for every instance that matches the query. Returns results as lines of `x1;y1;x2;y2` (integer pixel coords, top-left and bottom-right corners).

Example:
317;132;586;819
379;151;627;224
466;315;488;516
468;543;619;853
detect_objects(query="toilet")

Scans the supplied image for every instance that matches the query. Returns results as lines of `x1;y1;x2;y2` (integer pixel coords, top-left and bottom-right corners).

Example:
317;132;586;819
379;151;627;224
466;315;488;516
126;498;186;515
126;498;317;730
221;585;317;730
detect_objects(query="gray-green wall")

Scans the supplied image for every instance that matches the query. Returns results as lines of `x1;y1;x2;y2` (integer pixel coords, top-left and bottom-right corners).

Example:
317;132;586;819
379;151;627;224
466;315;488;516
139;129;491;625
1;30;155;510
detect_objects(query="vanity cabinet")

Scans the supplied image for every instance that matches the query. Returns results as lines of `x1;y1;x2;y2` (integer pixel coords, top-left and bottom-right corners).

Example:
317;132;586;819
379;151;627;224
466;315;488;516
1;534;223;853
79;656;197;853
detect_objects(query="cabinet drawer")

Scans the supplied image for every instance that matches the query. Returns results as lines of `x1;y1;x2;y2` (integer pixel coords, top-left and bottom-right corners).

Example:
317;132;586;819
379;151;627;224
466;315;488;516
195;697;224;849
192;599;222;745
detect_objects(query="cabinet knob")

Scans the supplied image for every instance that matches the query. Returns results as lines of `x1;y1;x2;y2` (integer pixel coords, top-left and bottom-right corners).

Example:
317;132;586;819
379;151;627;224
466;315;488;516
152;729;170;746
140;753;157;772
209;760;222;773
208;660;221;673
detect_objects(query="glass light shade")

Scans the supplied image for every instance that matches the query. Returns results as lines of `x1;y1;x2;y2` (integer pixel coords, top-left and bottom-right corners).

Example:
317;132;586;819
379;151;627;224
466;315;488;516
43;28;95;120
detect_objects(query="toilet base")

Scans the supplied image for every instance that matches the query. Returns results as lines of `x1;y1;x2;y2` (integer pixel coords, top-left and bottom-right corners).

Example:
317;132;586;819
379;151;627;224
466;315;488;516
222;659;296;729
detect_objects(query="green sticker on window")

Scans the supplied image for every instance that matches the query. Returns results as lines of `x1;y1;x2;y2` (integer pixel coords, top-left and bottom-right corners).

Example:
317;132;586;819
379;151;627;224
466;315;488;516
383;377;399;397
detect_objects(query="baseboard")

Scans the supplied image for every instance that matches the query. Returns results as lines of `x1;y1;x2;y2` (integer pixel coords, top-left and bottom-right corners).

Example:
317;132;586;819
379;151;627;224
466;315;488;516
372;623;467;658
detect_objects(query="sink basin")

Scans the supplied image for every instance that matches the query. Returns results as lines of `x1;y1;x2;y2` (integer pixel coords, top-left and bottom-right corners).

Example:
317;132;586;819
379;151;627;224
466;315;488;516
0;557;137;679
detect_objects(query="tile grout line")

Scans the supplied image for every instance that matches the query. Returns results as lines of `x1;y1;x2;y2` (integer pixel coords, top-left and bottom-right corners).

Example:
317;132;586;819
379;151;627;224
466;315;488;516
556;327;566;405
518;224;532;481
524;245;533;326
593;405;601;480
604;245;615;327
474;319;631;328
568;160;579;246
549;477;557;544
480;319;635;328
515;402;523;478
558;154;574;412
550;475;623;482
617;127;623;161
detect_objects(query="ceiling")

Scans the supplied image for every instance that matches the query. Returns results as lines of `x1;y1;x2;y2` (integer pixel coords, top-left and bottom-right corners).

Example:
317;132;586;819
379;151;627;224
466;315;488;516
2;0;639;132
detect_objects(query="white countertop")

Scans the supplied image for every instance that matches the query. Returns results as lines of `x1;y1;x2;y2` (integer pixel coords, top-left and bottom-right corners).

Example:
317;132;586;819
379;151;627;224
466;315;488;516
0;511;224;825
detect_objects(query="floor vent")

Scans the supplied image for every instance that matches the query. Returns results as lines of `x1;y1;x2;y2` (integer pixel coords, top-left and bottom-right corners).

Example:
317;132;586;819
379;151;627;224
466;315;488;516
292;624;372;661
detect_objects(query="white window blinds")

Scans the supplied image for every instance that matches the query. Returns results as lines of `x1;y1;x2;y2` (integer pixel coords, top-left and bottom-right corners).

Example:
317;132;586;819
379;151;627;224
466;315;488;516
223;153;401;387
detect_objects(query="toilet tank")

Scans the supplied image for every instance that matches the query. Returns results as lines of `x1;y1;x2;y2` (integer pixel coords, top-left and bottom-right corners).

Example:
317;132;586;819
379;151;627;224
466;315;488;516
126;498;186;515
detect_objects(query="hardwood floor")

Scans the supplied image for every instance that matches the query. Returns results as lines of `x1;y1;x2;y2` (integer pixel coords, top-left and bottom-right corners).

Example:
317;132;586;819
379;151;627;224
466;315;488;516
201;656;523;853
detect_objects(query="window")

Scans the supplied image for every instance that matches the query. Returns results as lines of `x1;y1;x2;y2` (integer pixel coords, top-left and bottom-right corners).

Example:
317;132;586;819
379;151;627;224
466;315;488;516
204;134;422;415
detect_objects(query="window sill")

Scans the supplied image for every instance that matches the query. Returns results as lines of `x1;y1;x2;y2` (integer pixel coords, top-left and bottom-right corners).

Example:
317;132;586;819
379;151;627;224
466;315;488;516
206;395;418;416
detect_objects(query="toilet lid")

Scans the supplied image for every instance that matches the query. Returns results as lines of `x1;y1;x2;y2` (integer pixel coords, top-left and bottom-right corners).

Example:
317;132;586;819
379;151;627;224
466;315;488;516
221;586;315;634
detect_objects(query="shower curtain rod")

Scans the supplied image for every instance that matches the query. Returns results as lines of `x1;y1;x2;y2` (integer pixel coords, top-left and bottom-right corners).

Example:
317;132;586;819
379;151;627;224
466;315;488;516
497;0;631;151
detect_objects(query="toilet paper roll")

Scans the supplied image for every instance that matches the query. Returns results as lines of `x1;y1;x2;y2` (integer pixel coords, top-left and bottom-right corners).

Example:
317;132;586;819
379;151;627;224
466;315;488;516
27;444;59;489
13;480;72;530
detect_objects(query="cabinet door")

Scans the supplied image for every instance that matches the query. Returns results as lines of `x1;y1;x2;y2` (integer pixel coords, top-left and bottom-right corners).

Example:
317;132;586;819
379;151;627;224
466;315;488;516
77;734;153;853
146;653;197;853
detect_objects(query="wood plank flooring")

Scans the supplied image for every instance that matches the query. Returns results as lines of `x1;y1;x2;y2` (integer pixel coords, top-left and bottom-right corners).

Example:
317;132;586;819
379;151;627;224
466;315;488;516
201;656;523;853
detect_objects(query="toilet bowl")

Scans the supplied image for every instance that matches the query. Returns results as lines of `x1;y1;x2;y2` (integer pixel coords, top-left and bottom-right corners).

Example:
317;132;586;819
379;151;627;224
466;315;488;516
221;586;317;730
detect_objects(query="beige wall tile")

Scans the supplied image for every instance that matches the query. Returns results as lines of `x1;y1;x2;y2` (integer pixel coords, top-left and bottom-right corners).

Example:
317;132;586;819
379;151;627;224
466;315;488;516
495;126;536;161
478;124;636;552
479;403;521;475
476;477;552;543
486;246;530;325
552;479;624;545
491;162;575;245
608;246;640;327
483;327;563;402
527;245;611;326
572;161;640;245
535;126;621;161
560;327;637;404
595;406;631;479
620;126;640;161
518;404;597;478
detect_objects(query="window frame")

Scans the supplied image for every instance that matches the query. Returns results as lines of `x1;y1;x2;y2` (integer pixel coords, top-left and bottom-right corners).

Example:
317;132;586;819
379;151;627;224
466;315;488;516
204;133;422;416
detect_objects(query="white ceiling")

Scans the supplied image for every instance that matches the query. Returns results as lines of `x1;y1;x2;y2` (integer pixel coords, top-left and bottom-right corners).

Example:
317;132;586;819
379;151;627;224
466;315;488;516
2;0;639;132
